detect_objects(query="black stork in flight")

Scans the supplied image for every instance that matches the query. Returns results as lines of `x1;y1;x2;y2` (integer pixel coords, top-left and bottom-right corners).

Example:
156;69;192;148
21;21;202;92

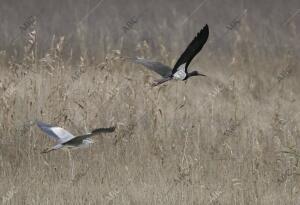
131;24;209;87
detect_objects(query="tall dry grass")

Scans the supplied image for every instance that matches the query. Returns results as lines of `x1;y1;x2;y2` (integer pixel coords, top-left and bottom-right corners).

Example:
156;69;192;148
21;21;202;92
0;0;300;204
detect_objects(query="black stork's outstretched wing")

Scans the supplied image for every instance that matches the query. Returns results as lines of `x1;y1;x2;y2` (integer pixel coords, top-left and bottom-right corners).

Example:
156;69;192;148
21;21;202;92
130;57;173;77
172;24;209;74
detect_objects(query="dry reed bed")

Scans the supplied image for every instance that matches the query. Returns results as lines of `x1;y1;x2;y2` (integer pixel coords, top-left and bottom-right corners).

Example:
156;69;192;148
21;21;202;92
0;1;300;204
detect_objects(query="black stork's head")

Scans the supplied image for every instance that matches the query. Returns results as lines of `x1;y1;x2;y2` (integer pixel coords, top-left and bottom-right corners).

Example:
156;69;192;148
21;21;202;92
187;70;206;78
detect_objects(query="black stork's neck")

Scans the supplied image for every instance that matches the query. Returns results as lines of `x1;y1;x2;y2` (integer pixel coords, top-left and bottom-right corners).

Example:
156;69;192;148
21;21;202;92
186;71;206;79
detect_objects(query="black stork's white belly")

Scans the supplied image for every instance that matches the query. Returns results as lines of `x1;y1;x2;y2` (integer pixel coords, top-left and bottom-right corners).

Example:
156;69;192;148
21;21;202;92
172;63;186;80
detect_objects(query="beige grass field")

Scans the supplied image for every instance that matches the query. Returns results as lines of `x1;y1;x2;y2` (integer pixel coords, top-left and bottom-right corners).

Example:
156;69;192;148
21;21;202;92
0;0;300;204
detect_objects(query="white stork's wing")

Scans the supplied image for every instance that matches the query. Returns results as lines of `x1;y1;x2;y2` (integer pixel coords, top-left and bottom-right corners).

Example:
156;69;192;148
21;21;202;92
37;121;75;143
62;127;116;145
130;57;172;77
